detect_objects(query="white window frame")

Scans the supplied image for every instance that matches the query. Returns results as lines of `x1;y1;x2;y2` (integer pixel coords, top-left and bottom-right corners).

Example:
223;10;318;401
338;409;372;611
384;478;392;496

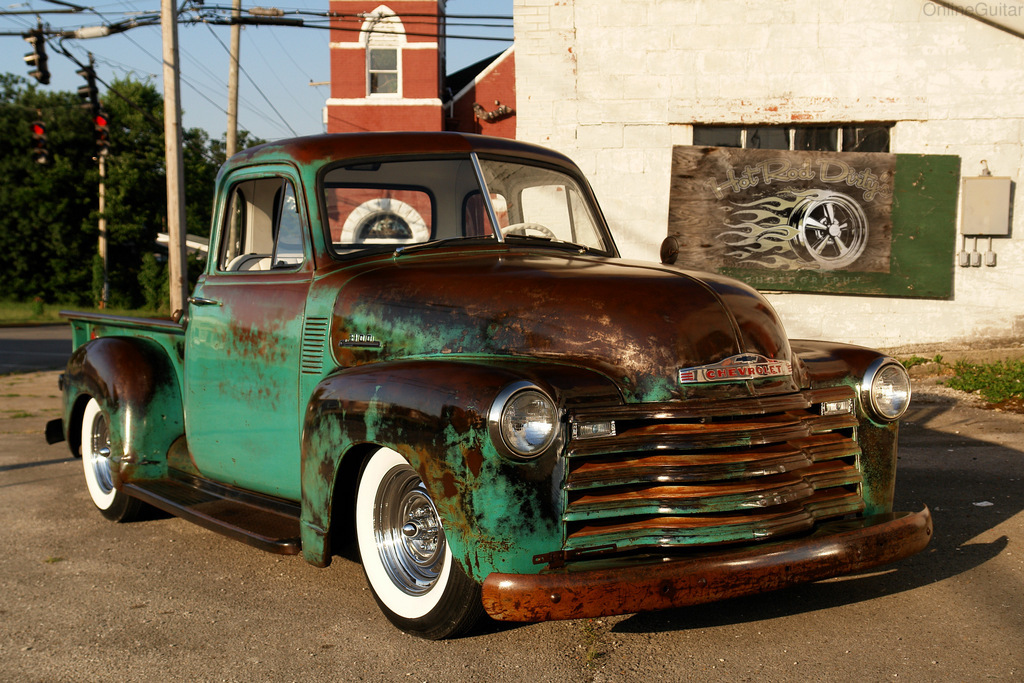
361;6;406;97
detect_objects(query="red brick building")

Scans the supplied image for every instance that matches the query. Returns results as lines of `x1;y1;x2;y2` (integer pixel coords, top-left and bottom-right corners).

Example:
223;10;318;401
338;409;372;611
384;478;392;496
445;47;515;138
325;1;515;138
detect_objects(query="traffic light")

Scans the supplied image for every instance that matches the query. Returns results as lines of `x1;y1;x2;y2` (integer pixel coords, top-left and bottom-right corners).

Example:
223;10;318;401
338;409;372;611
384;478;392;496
23;30;50;85
30;120;49;165
76;65;99;115
95;110;110;151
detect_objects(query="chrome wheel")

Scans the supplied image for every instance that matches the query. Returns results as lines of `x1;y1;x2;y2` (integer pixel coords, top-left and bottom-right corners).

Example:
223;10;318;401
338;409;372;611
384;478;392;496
85;403;114;497
374;466;446;595
355;447;483;639
80;398;142;522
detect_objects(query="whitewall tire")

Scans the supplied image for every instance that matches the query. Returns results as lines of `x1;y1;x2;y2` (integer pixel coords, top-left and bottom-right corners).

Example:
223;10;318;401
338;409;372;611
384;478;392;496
81;398;142;522
355;447;482;639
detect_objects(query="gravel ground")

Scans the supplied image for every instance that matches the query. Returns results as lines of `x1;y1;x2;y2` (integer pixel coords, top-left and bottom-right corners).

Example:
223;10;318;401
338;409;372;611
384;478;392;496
1;370;1021;682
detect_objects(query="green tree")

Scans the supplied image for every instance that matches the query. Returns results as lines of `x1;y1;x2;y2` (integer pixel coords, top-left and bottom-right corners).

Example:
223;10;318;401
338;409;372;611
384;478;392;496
0;73;99;305
99;77;168;307
185;128;265;239
1;73;254;309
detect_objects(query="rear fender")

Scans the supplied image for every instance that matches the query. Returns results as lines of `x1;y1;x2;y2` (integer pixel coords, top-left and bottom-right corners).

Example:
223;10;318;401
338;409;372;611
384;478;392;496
299;358;620;579
63;337;185;484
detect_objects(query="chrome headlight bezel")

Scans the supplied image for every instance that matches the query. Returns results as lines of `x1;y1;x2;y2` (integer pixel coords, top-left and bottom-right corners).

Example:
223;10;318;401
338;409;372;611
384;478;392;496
861;357;912;422
488;382;560;460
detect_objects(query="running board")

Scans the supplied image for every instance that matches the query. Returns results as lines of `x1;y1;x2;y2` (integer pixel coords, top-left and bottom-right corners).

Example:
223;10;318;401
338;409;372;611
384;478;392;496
123;472;302;555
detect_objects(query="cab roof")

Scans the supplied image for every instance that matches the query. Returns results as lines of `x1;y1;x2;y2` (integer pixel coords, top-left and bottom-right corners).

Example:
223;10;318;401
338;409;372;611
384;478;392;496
223;132;580;175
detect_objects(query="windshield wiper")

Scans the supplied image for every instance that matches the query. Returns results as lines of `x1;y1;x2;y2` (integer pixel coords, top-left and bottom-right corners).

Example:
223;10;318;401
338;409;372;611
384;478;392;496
392;237;492;259
503;234;592;254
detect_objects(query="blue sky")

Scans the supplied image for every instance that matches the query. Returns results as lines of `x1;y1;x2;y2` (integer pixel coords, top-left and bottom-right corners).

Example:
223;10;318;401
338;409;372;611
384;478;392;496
3;0;513;141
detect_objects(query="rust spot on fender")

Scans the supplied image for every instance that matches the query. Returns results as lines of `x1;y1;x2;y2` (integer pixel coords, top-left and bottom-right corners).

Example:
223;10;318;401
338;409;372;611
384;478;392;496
440;470;458;499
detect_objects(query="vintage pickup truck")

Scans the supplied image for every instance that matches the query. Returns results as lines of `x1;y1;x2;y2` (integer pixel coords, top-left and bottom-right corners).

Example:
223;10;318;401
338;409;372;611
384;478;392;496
50;132;931;639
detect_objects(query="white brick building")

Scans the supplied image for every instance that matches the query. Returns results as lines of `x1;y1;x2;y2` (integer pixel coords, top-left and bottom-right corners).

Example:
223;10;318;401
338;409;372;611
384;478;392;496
512;0;1024;350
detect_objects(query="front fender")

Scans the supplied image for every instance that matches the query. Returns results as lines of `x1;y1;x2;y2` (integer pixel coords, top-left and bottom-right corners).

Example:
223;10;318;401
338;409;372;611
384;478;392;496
792;339;900;515
63;336;184;483
299;358;621;579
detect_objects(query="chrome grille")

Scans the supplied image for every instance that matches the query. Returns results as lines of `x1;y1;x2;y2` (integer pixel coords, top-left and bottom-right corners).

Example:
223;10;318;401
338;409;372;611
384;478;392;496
563;387;862;554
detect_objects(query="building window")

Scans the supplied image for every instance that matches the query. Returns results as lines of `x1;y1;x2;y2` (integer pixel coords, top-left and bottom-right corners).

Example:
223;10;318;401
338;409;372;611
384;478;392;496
693;124;892;153
368;47;398;94
363;7;405;97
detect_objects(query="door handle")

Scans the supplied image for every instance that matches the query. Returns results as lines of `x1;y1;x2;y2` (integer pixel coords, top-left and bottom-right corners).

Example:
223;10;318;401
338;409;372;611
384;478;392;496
187;296;221;307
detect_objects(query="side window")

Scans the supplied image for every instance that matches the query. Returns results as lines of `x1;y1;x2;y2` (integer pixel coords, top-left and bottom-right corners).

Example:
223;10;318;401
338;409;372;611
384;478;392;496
217;177;306;272
272;183;304;267
221;188;246;264
520;185;601;246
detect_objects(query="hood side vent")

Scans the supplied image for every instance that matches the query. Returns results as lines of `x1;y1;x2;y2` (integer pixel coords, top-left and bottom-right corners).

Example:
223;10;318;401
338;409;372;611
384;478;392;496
301;316;330;375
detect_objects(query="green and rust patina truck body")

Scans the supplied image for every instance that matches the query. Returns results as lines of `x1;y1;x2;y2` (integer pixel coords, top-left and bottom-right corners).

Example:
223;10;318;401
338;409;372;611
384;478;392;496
51;132;931;639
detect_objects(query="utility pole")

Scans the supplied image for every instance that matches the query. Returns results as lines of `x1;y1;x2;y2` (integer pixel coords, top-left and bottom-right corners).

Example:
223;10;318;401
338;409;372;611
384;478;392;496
226;0;241;157
98;150;108;307
161;0;188;313
76;54;109;307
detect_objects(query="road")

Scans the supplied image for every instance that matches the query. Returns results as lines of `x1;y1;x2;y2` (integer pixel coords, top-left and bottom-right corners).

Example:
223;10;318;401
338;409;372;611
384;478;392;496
0;325;72;374
1;369;1021;681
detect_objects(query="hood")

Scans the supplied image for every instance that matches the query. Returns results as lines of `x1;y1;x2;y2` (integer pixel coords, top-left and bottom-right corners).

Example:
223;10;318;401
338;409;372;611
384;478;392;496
329;249;798;403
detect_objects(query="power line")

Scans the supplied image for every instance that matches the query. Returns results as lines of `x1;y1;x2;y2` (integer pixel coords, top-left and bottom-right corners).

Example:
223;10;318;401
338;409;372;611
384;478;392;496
201;20;297;136
3;3;514;139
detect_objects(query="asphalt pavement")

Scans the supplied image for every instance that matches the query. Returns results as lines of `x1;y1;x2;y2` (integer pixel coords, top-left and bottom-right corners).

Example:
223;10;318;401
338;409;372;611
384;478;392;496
1;367;1022;680
0;325;72;374
1;325;1022;680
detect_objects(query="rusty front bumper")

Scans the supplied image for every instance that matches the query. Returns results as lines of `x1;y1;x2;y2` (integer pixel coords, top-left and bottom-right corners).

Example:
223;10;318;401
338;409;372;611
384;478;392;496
481;506;932;622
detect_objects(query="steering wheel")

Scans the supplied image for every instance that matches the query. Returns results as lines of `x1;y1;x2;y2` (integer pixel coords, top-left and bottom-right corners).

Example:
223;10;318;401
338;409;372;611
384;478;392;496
503;222;557;240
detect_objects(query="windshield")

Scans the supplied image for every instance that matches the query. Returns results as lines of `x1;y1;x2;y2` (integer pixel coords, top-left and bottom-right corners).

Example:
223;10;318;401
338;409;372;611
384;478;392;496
476;158;611;252
321;155;613;257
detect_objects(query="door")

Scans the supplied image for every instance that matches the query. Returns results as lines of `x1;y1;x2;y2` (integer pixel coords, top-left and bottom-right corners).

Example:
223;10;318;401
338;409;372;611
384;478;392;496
184;171;313;500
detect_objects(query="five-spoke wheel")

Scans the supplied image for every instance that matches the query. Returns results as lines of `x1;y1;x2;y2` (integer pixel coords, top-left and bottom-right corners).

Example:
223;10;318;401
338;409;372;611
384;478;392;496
791;191;868;270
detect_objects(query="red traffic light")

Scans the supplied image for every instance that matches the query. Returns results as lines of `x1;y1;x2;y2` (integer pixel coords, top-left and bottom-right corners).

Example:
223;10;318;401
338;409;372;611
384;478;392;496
95;110;110;150
30;120;48;164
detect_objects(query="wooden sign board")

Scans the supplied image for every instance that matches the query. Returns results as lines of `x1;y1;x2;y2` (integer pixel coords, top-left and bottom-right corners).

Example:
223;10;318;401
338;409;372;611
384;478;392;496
667;147;960;298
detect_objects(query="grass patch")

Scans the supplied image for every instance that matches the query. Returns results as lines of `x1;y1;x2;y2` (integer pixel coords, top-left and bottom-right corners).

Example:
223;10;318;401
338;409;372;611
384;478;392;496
578;619;608;668
0;300;164;326
901;354;943;370
944;358;1024;404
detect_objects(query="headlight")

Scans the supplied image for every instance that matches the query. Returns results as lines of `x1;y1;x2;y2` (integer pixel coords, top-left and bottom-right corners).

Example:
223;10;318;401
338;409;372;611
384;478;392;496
862;358;912;421
489;383;559;459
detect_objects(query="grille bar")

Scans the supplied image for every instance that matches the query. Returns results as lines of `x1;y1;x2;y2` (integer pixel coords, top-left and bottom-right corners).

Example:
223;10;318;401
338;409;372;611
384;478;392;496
567;444;814;490
566;472;817;521
562;386;863;556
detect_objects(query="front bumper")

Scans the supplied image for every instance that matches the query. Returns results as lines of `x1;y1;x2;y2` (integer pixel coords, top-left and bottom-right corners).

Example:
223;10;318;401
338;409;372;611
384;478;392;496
481;506;932;622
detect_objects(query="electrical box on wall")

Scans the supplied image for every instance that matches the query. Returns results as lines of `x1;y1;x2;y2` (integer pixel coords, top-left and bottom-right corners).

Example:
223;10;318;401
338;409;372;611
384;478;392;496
961;176;1012;237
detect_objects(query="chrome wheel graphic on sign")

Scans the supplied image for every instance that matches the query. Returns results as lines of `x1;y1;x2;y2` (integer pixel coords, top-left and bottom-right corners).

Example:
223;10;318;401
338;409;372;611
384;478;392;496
791;191;868;270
